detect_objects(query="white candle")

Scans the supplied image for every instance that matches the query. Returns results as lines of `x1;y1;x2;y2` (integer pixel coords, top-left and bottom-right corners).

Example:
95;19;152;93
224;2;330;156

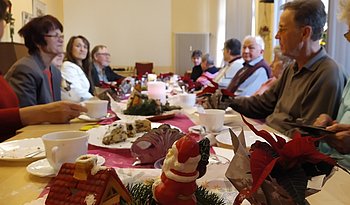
147;73;157;82
147;81;166;104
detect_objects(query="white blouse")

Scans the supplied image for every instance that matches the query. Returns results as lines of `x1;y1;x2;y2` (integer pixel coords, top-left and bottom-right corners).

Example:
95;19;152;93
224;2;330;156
61;61;93;102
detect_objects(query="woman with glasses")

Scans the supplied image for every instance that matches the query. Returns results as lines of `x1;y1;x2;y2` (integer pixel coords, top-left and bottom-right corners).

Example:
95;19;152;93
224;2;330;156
0;0;86;141
5;14;64;107
61;35;94;102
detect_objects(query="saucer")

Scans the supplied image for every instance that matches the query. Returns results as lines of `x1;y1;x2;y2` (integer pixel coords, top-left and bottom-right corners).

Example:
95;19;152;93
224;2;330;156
78;113;116;122
26;155;106;177
188;125;230;135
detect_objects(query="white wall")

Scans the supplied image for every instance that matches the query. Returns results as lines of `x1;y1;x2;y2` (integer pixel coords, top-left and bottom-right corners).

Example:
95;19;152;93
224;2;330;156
2;0;63;43
63;0;171;69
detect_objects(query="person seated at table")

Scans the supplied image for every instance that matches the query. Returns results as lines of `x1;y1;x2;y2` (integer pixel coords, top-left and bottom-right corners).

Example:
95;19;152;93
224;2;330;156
213;38;244;88
52;53;81;102
61;35;94;102
225;0;346;137
313;0;350;169
91;45;125;87
190;50;203;81
196;53;219;87
0;0;86;141
4;15;63;107
254;46;293;95
226;35;272;97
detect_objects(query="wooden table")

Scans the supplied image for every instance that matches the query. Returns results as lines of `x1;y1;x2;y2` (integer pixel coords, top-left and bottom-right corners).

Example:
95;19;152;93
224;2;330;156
0;120;90;204
1;115;350;204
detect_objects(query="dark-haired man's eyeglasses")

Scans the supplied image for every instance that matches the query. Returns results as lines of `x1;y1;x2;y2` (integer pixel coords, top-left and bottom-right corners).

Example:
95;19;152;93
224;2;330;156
44;34;64;39
344;31;350;42
97;53;111;57
3;12;10;24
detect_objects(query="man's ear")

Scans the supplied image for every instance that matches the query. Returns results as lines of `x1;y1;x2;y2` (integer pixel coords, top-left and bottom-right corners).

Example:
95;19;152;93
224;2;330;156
302;25;312;40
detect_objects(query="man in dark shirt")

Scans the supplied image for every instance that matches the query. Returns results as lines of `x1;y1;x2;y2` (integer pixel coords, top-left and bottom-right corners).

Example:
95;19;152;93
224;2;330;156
91;45;124;87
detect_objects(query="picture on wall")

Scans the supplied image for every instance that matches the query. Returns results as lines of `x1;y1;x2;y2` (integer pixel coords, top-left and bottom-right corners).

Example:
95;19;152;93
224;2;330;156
32;0;46;17
22;11;33;26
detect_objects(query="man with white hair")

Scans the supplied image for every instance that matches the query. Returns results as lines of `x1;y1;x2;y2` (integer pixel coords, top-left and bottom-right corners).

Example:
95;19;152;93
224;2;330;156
226;35;271;96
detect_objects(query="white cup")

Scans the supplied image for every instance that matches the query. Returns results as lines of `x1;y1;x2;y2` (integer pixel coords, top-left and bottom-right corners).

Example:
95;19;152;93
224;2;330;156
42;131;88;171
198;109;225;132
179;93;196;108
84;100;108;119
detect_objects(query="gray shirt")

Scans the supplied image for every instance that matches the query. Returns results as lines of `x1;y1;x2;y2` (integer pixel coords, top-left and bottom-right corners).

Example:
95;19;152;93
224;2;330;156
229;48;347;137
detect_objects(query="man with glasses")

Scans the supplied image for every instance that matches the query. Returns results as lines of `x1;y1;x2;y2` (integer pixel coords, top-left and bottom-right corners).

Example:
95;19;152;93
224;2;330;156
227;0;346;137
91;45;124;87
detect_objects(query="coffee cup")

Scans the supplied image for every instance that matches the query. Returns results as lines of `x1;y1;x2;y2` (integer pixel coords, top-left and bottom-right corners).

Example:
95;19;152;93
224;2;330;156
179;93;196;108
84;100;108;119
198;109;225;132
42;131;88;171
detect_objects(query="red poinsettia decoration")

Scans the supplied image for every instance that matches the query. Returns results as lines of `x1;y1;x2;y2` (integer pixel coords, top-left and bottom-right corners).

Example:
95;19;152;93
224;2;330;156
234;116;337;205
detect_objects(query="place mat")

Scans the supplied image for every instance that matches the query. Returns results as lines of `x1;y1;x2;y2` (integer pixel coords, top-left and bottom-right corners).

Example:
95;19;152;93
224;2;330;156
156;113;195;133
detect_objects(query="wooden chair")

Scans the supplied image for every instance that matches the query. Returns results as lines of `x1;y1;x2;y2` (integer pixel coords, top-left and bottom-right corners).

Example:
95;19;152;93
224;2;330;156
135;62;153;76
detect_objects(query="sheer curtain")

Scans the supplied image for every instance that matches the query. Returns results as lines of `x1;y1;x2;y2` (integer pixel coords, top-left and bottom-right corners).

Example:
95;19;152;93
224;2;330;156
225;0;253;42
272;0;288;48
327;0;350;76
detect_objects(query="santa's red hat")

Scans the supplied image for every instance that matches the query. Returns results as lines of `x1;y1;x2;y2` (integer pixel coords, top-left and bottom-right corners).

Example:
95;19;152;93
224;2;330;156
176;136;200;163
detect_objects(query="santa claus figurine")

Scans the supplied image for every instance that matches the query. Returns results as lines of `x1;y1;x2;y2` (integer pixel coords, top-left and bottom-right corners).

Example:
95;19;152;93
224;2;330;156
152;135;210;205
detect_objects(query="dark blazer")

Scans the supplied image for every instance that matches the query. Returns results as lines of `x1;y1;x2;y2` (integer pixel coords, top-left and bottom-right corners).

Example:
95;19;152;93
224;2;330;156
91;64;124;87
5;53;61;107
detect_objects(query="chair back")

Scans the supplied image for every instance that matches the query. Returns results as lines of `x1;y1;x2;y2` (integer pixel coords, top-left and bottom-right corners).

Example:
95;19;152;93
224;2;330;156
135;62;153;76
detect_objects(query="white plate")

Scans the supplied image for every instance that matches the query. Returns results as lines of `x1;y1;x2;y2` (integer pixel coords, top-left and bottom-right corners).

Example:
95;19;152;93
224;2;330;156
26;155;106;177
88;122;181;149
78;112;116;122
215;130;289;148
193;112;239;125
0;138;45;161
188;125;230;135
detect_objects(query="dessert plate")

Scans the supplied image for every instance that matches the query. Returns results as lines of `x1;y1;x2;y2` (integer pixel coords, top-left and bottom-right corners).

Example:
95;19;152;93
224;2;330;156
188;125;230;135
215;129;289;149
0;138;45;161
78;112;116;122
26;155;106;177
88;122;181;149
154;154;230;169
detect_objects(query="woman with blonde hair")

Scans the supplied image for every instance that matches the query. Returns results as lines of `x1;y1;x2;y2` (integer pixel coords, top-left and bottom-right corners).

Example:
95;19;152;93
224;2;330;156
254;46;293;95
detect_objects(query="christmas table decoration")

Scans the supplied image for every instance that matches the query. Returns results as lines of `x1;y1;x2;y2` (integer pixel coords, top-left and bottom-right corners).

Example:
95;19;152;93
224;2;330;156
226;115;340;205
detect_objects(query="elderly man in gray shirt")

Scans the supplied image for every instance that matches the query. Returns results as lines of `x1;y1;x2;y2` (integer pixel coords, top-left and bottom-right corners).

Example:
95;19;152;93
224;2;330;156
228;0;347;137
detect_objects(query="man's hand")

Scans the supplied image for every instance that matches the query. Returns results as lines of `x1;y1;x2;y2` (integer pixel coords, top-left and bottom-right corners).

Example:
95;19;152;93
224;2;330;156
313;113;334;127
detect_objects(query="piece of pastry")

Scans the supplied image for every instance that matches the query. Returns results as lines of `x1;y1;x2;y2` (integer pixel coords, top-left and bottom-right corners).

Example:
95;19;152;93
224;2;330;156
102;123;128;145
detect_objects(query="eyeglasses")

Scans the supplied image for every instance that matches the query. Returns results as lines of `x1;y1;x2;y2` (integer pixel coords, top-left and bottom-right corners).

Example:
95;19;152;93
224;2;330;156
97;53;111;57
3;12;10;24
44;34;64;39
344;31;350;42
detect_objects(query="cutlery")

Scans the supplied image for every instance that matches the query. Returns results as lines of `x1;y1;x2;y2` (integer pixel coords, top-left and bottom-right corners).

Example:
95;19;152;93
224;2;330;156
25;150;44;158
